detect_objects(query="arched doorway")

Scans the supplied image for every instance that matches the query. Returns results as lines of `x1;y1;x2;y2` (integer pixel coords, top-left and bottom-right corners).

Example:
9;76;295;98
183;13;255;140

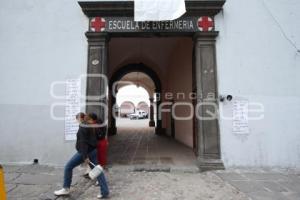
119;100;135;118
116;85;150;128
137;101;149;113
109;63;162;135
80;1;225;170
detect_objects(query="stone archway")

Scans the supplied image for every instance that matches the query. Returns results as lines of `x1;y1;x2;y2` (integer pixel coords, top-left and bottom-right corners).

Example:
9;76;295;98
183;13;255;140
119;101;135;117
137;101;149;113
80;0;225;171
109;63;162;135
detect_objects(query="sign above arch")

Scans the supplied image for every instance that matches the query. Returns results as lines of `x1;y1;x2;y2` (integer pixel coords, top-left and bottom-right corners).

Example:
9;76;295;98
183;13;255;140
89;16;214;33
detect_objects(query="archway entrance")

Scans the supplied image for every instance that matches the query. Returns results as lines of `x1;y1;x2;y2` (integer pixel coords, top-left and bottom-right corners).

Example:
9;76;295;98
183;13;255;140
109;63;162;135
115;76;153;128
107;62;197;167
79;0;225;171
116;86;150;128
107;37;199;168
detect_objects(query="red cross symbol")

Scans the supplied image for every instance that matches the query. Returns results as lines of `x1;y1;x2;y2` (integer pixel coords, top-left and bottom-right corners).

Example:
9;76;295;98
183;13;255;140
198;17;214;32
90;17;106;32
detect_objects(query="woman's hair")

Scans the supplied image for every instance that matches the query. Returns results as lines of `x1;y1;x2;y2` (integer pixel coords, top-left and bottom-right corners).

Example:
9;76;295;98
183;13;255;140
76;112;85;120
87;113;98;121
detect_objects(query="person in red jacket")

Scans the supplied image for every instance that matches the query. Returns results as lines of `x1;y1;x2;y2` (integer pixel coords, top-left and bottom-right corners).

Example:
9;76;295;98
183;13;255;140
96;119;108;167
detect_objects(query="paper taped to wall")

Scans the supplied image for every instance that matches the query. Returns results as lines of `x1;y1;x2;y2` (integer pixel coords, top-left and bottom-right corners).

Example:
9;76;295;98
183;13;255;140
65;79;81;141
134;0;186;21
232;99;250;135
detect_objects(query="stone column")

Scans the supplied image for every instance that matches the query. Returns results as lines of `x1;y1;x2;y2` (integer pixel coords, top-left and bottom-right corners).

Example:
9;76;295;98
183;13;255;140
149;97;155;127
85;32;109;125
170;99;175;138
193;32;224;171
108;89;117;135
155;90;163;135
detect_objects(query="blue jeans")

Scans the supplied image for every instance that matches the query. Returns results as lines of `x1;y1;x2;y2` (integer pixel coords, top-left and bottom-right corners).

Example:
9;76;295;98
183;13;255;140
63;150;109;197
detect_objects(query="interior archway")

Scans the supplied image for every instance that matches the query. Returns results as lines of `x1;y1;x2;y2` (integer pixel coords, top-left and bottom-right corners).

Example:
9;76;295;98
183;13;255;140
116;85;150;128
109;63;162;135
104;36;201;168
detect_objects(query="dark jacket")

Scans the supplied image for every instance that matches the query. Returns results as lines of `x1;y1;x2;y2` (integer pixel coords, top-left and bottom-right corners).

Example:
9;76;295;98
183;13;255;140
97;126;107;141
75;123;98;160
96;119;107;140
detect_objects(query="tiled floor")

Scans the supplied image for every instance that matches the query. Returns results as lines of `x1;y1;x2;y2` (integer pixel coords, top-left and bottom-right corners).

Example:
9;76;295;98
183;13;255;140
108;119;197;168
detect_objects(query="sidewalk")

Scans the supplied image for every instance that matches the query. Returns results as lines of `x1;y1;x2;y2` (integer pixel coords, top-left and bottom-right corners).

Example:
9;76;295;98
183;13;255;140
216;168;300;200
3;164;300;200
3;164;247;200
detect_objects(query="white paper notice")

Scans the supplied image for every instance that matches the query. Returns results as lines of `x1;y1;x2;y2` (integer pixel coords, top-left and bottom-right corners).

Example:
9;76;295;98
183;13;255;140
64;79;81;141
232;99;250;134
134;0;186;21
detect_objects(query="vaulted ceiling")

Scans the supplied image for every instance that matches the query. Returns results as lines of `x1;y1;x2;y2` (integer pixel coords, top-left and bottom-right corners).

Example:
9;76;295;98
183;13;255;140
108;37;181;80
116;71;155;96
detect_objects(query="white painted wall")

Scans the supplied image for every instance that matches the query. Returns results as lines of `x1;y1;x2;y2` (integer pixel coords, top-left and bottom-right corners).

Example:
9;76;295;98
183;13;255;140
166;38;193;148
215;0;300;168
0;0;89;165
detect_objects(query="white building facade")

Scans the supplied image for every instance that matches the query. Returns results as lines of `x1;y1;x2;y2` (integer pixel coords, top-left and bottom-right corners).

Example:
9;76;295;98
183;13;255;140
0;0;300;169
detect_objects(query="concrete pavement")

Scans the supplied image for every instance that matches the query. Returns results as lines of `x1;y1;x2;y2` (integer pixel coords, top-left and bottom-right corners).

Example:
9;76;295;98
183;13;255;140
3;164;300;200
3;164;248;200
216;169;300;200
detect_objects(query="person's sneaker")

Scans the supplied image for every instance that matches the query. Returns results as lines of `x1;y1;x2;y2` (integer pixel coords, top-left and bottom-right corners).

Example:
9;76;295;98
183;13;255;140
54;188;70;196
97;194;109;199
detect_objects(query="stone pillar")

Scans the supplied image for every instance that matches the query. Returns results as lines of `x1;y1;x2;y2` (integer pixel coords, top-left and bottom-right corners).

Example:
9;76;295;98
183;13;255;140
193;32;224;171
170;99;175;138
155;90;163;135
85;32;109;125
149;97;155;127
109;89;117;135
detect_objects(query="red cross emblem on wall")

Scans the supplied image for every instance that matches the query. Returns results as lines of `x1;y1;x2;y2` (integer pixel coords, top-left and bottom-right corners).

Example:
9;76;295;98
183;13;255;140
198;17;214;32
90;17;106;32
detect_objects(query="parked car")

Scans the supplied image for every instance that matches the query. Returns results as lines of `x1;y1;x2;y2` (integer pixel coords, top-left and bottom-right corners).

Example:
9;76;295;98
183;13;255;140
128;110;148;119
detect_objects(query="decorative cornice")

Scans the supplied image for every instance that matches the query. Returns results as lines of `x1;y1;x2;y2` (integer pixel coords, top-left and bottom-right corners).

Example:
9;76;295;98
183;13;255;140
78;0;226;17
85;32;110;42
193;31;219;40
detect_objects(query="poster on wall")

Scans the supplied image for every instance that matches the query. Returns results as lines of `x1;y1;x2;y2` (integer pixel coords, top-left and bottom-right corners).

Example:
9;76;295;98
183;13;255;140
232;99;250;135
64;79;81;141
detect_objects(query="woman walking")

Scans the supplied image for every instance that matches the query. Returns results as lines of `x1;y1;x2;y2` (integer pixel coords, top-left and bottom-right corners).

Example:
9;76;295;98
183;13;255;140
54;113;109;199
